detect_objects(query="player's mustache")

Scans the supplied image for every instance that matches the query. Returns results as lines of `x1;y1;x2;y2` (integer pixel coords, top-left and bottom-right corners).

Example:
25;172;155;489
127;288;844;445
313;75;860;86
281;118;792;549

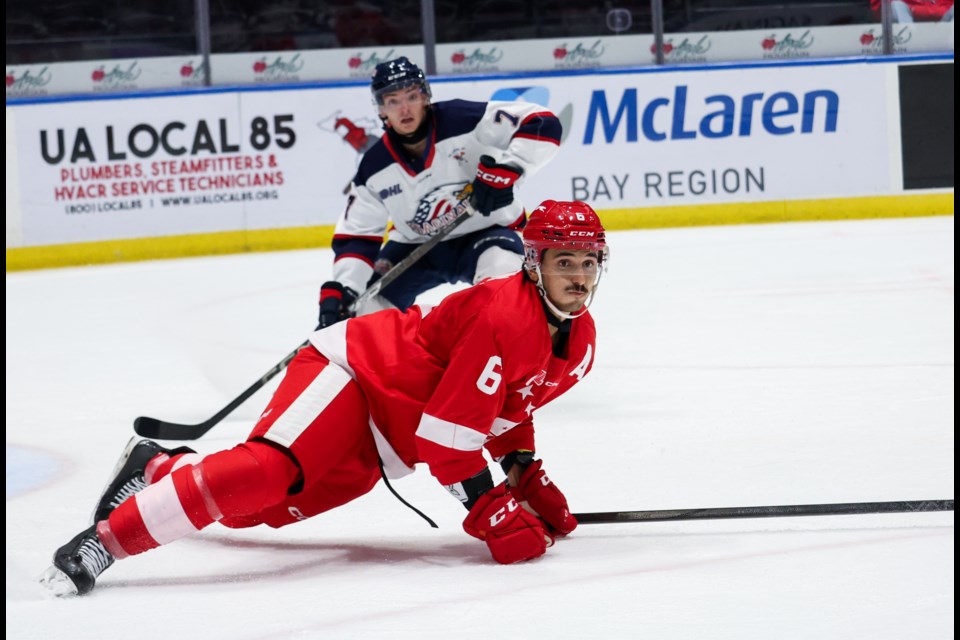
566;284;588;293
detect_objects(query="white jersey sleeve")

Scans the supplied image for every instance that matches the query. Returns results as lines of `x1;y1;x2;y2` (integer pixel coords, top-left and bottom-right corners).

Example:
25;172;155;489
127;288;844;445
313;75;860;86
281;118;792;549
330;184;387;294
472;100;562;180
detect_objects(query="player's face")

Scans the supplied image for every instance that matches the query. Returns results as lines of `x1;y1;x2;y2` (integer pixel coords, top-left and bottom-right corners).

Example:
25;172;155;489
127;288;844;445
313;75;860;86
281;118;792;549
538;249;600;313
379;86;429;135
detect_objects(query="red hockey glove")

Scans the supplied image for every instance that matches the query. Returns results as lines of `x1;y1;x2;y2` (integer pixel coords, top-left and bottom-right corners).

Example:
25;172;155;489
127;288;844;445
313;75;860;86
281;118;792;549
511;460;578;536
470;155;522;216
463;484;552;564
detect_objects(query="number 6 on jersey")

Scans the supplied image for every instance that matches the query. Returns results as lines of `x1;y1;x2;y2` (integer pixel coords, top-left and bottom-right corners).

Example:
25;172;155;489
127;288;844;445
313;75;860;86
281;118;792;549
476;356;503;395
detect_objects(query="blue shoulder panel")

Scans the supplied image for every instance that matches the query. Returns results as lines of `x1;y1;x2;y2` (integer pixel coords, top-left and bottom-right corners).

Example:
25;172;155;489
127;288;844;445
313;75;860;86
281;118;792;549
433;99;487;142
354;139;394;187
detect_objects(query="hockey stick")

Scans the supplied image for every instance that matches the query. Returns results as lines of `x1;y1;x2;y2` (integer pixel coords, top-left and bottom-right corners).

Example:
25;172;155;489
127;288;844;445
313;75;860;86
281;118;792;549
571;499;954;524
134;197;479;441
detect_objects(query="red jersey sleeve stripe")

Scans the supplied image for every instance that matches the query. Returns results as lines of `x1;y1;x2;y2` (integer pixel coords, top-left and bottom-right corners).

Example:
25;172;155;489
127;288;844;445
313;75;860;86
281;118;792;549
513;112;562;144
333;253;375;266
513;132;561;144
520;111;555;124
333;233;384;242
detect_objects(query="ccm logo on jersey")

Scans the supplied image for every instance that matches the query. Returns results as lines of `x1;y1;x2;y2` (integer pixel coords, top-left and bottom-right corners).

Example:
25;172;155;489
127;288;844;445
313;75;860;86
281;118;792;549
489;497;520;527
569;230;597;237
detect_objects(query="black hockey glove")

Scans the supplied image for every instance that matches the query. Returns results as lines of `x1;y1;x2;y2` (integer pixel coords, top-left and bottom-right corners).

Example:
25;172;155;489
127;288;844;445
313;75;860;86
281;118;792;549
317;281;358;329
471;155;523;216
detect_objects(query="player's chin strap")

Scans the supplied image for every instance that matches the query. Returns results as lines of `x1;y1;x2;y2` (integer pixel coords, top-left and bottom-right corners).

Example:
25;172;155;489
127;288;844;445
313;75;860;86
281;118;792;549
532;265;603;321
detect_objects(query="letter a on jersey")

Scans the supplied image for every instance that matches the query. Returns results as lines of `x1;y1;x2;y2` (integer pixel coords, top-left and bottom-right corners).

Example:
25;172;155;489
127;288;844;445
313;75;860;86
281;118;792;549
568;344;593;381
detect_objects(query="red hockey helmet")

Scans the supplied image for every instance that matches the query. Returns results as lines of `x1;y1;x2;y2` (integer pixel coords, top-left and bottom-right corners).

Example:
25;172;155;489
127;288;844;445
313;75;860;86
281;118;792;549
522;200;607;270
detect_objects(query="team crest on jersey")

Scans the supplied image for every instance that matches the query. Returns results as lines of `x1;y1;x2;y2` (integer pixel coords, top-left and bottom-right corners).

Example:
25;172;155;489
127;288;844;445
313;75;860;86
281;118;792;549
448;147;468;165
526;370;547;386
409;183;470;236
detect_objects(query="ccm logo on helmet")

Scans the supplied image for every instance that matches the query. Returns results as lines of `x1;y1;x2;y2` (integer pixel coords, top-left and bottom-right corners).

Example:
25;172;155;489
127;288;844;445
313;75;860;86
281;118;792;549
569;230;597;237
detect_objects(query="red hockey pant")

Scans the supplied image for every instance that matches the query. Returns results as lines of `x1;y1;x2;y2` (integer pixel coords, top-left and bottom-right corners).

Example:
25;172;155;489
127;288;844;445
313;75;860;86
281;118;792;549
102;347;382;557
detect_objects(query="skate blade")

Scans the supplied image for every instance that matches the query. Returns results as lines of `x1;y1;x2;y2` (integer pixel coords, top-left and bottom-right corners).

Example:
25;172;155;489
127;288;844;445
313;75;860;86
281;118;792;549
39;565;80;597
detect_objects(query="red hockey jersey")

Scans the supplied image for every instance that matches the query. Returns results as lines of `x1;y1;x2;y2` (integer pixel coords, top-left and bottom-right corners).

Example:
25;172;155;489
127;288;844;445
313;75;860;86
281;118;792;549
309;272;596;485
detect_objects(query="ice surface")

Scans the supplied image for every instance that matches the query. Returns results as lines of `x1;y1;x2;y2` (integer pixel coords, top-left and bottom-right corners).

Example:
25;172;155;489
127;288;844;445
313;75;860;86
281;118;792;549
6;216;954;639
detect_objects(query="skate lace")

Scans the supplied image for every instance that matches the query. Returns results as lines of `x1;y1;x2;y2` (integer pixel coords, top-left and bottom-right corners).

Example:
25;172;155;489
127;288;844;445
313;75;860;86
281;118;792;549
109;475;147;510
77;536;113;577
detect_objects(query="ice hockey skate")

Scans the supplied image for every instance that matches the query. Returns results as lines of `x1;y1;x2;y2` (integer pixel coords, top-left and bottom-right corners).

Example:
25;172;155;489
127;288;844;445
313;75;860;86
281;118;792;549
39;525;114;597
91;437;195;523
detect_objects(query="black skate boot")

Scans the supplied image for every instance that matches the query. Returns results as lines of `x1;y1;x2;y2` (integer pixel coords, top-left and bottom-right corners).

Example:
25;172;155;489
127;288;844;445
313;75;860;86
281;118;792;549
92;437;196;523
39;525;114;596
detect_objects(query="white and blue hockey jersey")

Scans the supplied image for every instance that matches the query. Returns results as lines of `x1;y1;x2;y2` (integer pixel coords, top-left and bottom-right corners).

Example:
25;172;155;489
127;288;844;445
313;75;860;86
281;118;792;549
331;99;562;294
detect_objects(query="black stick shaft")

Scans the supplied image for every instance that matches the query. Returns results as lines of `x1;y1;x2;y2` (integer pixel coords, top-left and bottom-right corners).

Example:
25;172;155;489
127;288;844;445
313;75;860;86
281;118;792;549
133;198;477;441
133;344;304;440
573;499;954;524
353;198;475;309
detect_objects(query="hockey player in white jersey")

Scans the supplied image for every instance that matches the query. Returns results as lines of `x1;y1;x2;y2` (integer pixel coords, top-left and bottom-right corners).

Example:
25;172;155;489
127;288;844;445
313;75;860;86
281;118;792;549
317;56;563;328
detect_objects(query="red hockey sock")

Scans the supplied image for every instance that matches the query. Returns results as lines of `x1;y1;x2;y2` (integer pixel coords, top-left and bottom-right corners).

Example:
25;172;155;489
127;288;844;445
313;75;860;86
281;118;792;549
146;449;203;484
105;441;300;556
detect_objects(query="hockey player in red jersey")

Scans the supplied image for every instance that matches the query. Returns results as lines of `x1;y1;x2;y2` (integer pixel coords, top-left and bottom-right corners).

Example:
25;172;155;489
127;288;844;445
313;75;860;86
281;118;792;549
41;200;607;596
317;56;563;328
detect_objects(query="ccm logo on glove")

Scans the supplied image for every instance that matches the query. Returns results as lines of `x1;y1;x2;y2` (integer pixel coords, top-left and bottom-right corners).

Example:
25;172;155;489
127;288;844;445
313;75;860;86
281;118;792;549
488;496;520;527
463;484;551;564
475;167;518;186
470;155;523;216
